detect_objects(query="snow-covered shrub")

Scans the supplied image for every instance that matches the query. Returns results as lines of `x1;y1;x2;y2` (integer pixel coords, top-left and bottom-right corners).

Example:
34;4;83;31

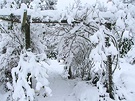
11;50;51;101
0;21;23;87
126;45;135;64
119;38;134;57
29;0;57;10
57;23;93;79
30;23;59;59
0;0;58;10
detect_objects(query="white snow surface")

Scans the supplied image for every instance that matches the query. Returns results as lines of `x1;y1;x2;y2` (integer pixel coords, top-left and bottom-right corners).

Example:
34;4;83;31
0;59;135;101
39;60;135;101
114;59;135;101
0;0;119;23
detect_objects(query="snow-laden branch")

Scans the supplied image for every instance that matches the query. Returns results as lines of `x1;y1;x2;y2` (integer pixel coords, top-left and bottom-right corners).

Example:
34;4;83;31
11;50;51;101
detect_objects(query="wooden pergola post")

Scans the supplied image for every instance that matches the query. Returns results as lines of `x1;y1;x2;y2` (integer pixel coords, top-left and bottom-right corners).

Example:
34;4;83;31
22;10;32;88
105;37;114;99
21;10;30;50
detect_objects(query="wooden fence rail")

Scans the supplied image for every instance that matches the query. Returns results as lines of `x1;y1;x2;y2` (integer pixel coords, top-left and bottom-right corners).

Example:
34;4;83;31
0;14;80;24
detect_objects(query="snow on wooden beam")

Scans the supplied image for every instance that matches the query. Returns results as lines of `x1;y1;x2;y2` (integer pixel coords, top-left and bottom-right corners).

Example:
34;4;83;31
0;15;80;24
0;8;114;25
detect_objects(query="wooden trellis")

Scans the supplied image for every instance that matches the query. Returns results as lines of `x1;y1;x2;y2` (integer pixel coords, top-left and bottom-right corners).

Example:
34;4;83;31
0;14;80;24
0;10;116;99
0;11;82;50
0;11;81;87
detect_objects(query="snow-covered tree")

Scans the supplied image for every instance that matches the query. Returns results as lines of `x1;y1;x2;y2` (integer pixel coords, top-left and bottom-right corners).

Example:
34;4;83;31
0;0;57;10
29;0;57;10
11;50;51;101
0;0;18;9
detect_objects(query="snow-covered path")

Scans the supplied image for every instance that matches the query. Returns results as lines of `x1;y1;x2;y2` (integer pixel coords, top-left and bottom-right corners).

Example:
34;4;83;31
44;74;76;101
40;60;135;101
1;60;135;101
37;60;77;101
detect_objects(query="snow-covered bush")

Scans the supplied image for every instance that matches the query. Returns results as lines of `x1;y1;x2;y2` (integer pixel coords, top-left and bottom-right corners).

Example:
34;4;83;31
126;45;135;64
119;38;134;57
28;0;57;10
0;0;18;9
30;23;59;59
0;0;57;10
0;21;23;87
11;50;51;101
57;23;93;79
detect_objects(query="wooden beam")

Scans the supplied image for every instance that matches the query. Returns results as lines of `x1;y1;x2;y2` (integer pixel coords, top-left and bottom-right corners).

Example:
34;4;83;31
21;10;32;88
0;15;80;24
22;10;27;28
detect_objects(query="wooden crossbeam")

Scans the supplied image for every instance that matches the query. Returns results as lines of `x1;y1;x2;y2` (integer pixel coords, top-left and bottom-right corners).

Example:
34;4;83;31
0;14;80;24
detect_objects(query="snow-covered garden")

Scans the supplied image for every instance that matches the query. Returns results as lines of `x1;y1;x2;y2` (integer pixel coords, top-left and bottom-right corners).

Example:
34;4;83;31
0;0;135;101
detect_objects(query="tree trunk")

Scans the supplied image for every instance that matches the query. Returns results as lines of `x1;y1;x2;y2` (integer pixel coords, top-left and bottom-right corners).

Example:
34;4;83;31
105;37;114;99
107;55;114;99
68;67;73;79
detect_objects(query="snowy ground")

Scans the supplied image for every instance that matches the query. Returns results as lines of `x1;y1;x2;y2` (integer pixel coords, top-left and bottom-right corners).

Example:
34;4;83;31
37;60;77;101
37;59;135;101
36;60;100;101
113;59;135;101
1;59;135;101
